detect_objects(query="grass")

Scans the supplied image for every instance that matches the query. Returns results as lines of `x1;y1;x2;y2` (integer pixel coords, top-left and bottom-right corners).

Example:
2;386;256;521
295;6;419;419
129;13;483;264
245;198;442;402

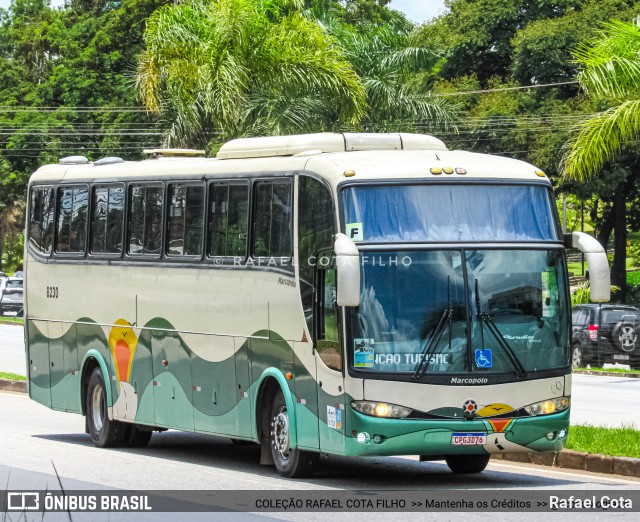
566;425;640;459
0;371;26;381
575;366;640;375
0;316;23;325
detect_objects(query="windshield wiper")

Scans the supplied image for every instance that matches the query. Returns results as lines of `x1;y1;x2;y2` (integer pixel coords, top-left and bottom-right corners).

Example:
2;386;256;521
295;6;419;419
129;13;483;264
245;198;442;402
412;308;452;380
412;277;452;380
475;279;527;379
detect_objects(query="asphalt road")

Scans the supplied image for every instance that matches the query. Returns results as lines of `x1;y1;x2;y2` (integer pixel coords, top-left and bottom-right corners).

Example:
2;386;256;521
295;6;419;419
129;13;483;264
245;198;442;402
0;323;25;375
0;391;639;522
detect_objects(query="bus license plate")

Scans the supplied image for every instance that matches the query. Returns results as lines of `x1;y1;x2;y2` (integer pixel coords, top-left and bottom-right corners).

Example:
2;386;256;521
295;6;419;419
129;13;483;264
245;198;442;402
451;433;487;446
613;354;629;360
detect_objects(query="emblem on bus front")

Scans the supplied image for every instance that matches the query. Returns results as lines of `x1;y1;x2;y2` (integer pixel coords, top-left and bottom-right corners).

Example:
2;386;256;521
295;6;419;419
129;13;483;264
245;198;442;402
462;399;477;419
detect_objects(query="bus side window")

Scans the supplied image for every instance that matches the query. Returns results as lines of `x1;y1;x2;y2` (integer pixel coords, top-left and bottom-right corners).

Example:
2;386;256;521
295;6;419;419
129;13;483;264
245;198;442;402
128;184;164;256
167;183;204;257
317;268;341;371
253;180;292;258
56;186;88;254
91;185;124;254
209;182;249;259
29;187;54;255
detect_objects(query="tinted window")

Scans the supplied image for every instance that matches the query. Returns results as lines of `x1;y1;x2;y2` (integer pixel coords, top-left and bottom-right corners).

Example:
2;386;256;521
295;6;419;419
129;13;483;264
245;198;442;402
209;183;249;258
29;187;54;254
298;176;335;329
318;269;341;371
56;186;89;254
167;184;204;257
253;180;292;258
602;309;640;325
342;184;559;242
91;185;124;254
128;185;164;255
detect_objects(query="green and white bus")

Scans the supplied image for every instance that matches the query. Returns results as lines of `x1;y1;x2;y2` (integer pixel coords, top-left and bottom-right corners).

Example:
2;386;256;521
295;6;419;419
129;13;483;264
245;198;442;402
24;132;610;477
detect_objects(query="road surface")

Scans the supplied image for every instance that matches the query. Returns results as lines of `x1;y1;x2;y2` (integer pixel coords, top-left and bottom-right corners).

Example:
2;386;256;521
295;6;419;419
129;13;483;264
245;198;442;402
0;391;638;522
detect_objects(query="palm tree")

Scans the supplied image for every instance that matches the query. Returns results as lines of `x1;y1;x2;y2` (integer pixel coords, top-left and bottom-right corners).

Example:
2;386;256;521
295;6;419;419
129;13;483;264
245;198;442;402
324;18;459;132
137;0;367;147
561;20;640;179
561;20;640;299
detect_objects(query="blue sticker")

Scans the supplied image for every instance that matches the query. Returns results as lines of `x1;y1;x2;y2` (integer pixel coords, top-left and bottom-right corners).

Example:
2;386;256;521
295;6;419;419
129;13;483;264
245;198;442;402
475;349;493;368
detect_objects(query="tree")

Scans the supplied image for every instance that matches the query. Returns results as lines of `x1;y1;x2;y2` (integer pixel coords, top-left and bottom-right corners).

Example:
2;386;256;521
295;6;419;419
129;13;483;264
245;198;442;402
326;20;458;132
137;0;367;147
561;20;640;299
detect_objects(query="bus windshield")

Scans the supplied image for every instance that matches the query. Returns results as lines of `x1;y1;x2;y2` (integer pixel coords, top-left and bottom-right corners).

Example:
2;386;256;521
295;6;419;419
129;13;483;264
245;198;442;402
348;249;569;375
342;184;560;242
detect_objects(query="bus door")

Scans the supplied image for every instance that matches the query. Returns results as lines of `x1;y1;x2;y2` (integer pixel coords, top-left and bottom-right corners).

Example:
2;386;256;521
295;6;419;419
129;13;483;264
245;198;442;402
315;267;346;454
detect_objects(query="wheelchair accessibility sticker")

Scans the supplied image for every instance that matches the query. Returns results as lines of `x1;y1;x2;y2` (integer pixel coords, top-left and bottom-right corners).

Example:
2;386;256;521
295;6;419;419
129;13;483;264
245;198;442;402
475;349;493;368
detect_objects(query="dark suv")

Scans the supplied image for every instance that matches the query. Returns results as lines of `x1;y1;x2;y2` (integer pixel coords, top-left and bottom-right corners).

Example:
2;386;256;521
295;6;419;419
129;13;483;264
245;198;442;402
572;304;640;369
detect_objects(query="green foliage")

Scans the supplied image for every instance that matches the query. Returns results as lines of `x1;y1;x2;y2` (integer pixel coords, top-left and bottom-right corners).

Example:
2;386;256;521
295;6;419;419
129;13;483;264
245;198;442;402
562;21;640;181
138;0;367;146
0;371;26;380
327;21;459;131
1;232;23;273
628;243;640;268
571;284;592;305
566;424;640;459
571;283;620;305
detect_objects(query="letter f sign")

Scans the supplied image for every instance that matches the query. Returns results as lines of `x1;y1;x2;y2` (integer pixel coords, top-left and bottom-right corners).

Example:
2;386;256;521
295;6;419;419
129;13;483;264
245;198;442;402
346;223;363;242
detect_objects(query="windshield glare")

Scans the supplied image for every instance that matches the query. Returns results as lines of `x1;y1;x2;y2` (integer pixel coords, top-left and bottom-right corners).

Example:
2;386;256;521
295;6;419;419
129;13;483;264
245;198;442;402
348;250;569;375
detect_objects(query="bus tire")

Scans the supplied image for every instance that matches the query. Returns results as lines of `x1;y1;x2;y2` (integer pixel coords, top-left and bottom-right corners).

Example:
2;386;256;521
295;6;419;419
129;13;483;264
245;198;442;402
269;389;318;478
86;368;128;448
445;454;490;474
125;425;152;448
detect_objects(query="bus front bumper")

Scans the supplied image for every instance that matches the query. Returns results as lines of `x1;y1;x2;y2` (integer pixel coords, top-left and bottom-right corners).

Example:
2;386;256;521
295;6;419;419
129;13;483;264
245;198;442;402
343;408;570;457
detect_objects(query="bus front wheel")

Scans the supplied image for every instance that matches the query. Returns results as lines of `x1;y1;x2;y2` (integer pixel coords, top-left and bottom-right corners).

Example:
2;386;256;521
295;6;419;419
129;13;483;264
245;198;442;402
269;390;318;478
86;368;128;448
445;454;490;474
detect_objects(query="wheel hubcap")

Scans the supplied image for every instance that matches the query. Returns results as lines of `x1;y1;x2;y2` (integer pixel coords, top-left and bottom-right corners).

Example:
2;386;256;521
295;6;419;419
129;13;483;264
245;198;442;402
272;407;291;460
91;385;104;432
619;326;636;352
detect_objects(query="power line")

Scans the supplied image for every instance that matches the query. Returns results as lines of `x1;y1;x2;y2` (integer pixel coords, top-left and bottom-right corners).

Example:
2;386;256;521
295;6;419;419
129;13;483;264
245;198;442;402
430;80;580;97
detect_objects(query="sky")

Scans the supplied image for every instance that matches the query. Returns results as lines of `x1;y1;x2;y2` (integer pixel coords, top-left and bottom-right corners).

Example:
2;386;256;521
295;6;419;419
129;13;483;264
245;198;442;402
389;0;446;23
0;0;447;23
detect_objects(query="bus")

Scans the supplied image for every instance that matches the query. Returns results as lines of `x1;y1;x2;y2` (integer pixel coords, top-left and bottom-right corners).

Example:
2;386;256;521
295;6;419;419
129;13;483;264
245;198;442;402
24;132;610;477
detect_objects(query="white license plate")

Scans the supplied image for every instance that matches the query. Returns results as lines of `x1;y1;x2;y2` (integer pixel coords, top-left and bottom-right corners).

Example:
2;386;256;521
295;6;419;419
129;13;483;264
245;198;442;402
613;354;630;360
451;433;487;446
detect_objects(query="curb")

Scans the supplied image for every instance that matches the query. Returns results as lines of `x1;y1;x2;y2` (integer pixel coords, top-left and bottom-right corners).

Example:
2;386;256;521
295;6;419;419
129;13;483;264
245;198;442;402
0;378;27;393
493;450;640;478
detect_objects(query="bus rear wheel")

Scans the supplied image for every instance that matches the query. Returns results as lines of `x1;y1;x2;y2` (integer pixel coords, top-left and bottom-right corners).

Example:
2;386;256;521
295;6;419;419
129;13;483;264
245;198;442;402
86;368;128;448
445;454;490;474
269;390;318;478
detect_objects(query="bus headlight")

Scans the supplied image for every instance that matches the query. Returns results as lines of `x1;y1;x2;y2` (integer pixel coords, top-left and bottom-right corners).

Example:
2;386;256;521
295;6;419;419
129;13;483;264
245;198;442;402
524;396;570;416
351;401;412;419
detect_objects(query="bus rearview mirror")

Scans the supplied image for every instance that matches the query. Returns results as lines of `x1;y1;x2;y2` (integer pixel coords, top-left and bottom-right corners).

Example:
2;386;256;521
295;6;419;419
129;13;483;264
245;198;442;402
568;232;611;302
334;233;360;307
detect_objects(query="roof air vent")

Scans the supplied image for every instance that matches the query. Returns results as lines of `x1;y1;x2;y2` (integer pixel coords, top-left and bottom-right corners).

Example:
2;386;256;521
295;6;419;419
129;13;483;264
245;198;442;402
93;157;124;166
59;156;89;165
